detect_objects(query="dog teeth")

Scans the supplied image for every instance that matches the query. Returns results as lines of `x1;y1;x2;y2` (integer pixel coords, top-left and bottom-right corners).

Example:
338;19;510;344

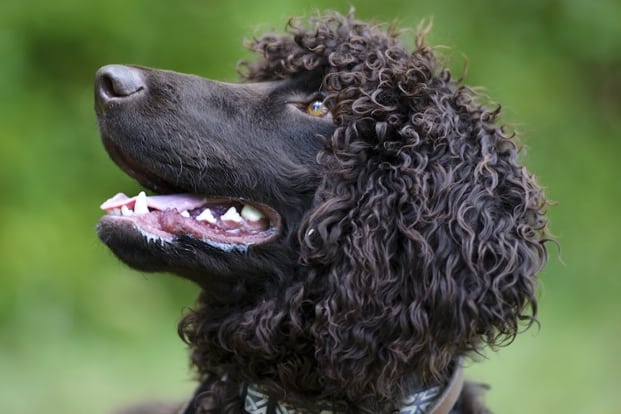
134;191;149;215
221;206;242;223
196;208;217;224
180;210;190;218
121;205;134;216
240;205;264;222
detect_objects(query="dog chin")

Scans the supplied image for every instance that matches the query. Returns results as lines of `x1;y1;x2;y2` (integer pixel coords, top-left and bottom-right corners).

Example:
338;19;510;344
96;212;250;265
97;215;290;291
96;217;176;272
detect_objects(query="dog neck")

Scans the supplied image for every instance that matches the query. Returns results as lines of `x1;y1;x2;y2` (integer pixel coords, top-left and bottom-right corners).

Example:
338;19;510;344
182;363;464;414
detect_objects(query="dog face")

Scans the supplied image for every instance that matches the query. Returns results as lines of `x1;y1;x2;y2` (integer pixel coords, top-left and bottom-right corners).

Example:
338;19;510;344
95;65;335;287
95;13;550;401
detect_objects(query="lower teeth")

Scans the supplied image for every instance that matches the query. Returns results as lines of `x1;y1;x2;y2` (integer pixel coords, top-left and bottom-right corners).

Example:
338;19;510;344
196;208;217;223
108;198;269;233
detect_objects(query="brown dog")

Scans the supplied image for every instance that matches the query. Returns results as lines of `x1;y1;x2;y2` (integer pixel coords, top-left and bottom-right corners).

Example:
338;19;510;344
96;11;549;414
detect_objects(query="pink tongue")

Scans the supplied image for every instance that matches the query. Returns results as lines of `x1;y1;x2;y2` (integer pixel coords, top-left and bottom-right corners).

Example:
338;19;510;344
100;192;207;212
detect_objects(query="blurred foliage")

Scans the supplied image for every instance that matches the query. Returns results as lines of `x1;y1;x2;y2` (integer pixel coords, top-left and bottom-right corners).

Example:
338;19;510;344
1;0;620;413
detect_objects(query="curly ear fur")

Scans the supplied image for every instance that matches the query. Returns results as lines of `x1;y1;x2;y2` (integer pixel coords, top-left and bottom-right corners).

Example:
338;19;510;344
293;12;549;401
179;11;550;412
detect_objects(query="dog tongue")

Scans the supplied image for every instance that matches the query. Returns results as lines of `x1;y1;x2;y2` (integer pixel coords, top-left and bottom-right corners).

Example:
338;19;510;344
100;192;206;212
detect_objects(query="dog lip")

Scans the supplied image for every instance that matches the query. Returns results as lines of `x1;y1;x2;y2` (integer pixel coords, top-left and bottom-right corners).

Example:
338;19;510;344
98;211;281;250
99;193;282;250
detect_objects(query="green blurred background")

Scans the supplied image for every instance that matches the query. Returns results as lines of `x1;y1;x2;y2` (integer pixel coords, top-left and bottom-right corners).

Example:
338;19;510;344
1;0;619;413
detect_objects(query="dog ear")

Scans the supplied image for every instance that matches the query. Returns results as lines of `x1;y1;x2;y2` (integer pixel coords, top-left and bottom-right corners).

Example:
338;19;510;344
299;83;549;400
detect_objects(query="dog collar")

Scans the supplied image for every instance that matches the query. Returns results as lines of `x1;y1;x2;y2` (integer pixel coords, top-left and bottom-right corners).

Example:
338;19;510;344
241;382;443;414
183;363;463;414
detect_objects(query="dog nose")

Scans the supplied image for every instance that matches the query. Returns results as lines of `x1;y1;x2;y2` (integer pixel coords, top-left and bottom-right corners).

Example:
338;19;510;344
95;65;145;103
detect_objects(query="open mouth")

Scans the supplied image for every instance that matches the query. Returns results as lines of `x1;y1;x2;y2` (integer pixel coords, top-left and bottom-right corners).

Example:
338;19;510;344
100;191;281;250
97;137;282;251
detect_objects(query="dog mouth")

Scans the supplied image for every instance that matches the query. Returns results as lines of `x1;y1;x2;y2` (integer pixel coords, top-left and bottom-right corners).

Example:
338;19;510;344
97;135;282;250
100;191;281;249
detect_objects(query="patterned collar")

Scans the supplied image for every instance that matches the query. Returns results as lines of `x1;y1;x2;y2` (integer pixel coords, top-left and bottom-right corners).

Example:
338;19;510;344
182;362;463;414
240;382;443;414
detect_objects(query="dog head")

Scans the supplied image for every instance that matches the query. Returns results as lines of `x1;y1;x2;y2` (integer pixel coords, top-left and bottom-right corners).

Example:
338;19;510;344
95;11;550;403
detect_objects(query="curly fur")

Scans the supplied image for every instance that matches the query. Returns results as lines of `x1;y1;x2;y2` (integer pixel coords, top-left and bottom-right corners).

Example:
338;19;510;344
171;11;550;414
94;10;550;414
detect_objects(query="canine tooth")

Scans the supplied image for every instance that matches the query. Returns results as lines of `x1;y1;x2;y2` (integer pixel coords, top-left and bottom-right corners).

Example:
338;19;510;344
221;206;242;223
180;210;190;218
121;205;134;216
134;191;149;215
196;208;217;224
240;205;265;222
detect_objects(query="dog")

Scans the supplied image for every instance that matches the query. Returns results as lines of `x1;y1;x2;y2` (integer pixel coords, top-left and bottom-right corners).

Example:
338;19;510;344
95;11;550;414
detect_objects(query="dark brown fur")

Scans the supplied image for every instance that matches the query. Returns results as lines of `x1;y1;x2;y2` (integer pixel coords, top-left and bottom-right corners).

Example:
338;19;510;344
96;11;550;414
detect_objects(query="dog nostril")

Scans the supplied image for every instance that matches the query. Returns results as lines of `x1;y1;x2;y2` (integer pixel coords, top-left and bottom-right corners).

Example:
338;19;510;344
96;64;145;99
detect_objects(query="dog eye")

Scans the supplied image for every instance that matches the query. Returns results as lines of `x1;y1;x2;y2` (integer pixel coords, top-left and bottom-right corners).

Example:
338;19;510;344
306;100;329;117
